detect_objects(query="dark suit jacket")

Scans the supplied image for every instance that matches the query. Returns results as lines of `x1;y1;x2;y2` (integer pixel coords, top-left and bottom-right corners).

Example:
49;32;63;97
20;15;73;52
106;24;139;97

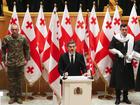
58;52;87;76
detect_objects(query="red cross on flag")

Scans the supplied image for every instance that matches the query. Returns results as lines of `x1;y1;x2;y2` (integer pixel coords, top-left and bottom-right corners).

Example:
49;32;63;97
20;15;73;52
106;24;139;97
128;3;140;80
89;4;100;61
8;3;20;34
35;4;48;56
128;3;140;41
72;5;86;54
112;5;121;35
95;7;113;85
21;7;42;85
60;2;73;54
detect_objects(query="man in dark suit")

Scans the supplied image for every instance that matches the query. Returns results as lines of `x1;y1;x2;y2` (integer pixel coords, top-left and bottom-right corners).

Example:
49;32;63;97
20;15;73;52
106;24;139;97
58;40;87;76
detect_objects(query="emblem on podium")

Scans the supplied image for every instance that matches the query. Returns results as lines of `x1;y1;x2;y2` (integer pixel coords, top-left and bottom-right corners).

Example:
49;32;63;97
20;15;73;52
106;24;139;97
74;87;83;95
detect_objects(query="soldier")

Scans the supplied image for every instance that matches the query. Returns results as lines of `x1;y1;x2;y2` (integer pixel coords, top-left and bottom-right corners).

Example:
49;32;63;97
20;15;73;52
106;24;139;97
2;24;30;104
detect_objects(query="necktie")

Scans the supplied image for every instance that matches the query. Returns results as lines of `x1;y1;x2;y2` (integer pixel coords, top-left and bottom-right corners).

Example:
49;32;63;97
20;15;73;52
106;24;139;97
71;54;73;64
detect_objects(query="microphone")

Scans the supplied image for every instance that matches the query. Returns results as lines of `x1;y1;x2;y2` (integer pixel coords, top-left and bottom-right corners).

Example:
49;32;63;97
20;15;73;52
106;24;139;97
88;70;93;79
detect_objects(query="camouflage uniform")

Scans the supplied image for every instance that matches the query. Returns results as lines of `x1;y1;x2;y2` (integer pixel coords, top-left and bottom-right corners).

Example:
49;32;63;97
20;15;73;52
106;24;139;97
2;34;30;99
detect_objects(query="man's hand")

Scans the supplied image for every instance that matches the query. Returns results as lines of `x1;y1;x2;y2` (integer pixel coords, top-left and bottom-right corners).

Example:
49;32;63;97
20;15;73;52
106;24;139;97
64;72;68;76
24;60;28;65
117;51;124;58
83;72;89;76
1;62;7;72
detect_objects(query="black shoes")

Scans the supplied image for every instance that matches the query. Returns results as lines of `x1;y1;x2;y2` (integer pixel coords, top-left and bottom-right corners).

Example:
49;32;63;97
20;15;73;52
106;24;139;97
8;98;23;104
8;98;15;104
115;98;131;105
115;99;120;105
16;98;23;104
122;98;131;104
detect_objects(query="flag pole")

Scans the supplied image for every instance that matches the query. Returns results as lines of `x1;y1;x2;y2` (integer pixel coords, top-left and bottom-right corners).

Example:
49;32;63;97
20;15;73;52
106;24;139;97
25;80;35;100
91;54;114;99
38;77;41;95
88;2;114;100
93;60;113;99
25;80;28;100
92;58;113;99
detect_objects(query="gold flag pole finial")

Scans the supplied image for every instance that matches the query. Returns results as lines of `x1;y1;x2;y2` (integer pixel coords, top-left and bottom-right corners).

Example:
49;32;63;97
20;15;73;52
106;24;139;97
40;1;43;6
87;9;89;13
54;3;57;8
93;1;96;9
13;1;16;6
80;3;82;9
27;4;29;9
116;0;118;5
54;3;57;12
65;1;67;5
134;0;136;4
107;4;110;11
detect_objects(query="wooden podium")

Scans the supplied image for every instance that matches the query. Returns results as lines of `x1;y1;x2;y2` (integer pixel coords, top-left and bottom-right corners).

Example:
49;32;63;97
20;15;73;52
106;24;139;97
62;76;93;105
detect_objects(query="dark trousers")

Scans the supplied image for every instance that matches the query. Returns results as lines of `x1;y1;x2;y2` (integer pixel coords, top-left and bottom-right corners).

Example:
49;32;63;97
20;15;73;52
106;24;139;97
7;66;24;98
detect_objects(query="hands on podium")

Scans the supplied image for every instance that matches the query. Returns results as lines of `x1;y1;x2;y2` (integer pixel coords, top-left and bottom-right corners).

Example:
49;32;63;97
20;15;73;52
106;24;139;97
83;70;93;79
62;72;68;80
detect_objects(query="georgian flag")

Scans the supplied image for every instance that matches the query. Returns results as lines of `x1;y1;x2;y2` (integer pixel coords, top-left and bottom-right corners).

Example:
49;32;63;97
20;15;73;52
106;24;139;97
72;5;86;54
60;2;73;53
112;4;121;35
8;3;20;34
21;7;42;85
128;3;140;80
95;8;113;85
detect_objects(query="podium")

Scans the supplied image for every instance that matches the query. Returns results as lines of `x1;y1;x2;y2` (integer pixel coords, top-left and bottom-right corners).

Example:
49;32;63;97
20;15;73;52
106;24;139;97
62;76;93;105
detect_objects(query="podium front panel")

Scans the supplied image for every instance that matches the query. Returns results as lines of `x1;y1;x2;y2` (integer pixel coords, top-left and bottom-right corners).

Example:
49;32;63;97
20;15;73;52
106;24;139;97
62;76;93;105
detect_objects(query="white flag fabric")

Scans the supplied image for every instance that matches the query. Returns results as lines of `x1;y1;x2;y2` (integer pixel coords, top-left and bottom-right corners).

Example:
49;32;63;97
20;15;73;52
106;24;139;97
35;4;48;81
21;7;42;85
95;8;113;85
128;3;140;79
46;8;62;105
88;5;101;79
61;3;73;53
35;4;48;55
89;5;100;60
8;4;20;34
128;3;140;41
72;6;86;54
112;5;121;35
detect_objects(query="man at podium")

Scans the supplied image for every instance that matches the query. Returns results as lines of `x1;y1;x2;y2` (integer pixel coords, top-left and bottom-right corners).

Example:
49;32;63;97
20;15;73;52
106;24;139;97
58;40;87;77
